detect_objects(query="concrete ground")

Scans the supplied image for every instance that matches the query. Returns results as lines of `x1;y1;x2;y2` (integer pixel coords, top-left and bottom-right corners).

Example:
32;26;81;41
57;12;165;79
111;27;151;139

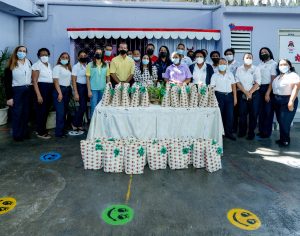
0;124;300;236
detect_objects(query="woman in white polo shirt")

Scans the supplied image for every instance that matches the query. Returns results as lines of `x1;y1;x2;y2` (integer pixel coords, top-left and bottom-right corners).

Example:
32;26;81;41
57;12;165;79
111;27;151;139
210;58;237;141
257;47;278;139
272;59;300;146
52;52;72;138
32;48;53;139
4;46;32;141
236;53;261;140
71;50;88;131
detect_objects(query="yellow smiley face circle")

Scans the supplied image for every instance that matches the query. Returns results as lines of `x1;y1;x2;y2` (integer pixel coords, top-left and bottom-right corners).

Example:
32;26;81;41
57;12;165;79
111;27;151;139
0;197;17;215
227;208;261;230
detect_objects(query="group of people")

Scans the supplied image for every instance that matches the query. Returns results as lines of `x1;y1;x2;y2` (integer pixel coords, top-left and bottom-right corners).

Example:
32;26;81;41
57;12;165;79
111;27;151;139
3;42;300;147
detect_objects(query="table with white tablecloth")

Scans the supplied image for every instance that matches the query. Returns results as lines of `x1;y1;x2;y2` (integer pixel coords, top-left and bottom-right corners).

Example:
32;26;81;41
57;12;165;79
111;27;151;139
87;105;224;146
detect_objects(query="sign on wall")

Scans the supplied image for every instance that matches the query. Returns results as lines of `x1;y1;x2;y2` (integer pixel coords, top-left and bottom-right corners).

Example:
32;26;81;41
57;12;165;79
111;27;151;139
279;29;300;64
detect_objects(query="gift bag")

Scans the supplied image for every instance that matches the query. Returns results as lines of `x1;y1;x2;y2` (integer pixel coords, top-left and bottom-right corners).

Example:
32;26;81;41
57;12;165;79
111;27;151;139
198;85;209;107
111;84;122;107
103;139;124;173
170;85;180;108
147;139;168;170
140;85;150;107
80;139;104;170
180;83;189;108
121;83;131;107
189;84;199;108
161;83;171;107
102;82;113;106
124;141;147;174
208;86;219;108
168;139;190;170
205;139;222;173
192;139;206;168
130;84;140;107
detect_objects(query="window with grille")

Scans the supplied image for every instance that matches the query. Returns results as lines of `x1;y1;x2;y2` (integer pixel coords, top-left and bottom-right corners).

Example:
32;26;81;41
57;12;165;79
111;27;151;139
230;31;252;53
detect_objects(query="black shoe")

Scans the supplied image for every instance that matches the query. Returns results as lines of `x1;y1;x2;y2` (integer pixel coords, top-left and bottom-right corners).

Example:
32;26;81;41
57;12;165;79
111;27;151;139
275;139;281;144
246;135;255;140
225;134;236;141
277;140;290;147
13;137;23;142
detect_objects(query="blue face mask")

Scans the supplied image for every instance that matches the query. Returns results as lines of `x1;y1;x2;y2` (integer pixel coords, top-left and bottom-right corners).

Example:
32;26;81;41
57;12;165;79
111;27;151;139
133;56;140;61
105;51;112;57
17;51;26;60
218;64;227;72
172;58;180;64
142;59;149;65
177;49;185;55
61;59;69;65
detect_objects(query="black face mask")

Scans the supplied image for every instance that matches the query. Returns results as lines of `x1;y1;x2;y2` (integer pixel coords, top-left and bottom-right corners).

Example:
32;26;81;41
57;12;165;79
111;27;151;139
79;57;88;63
119;50;127;55
261;53;269;61
159;52;167;58
146;49;154;56
211;58;220;64
94;53;102;59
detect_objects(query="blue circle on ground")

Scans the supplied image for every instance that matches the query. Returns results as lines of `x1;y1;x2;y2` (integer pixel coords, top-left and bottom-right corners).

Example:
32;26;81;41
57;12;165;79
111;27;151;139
40;152;61;162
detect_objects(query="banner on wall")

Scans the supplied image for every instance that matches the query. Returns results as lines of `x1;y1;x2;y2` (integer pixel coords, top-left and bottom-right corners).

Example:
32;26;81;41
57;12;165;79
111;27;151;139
279;35;300;64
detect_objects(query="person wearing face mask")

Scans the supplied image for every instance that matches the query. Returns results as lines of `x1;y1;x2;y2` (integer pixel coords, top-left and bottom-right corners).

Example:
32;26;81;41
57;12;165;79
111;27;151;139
86;48;110;117
110;42;135;86
189;49;214;86
133;55;158;85
103;44;114;64
224;48;239;76
32;48;53;139
235;53;261;140
164;52;192;85
52;52;72;138
256;47;277;139
176;43;193;66
4;46;32;141
224;48;240;134
127;50;133;59
210;51;221;73
210;58;237;141
71;50;89;131
154;46;172;83
133;50;141;67
272;59;300;146
146;43;158;63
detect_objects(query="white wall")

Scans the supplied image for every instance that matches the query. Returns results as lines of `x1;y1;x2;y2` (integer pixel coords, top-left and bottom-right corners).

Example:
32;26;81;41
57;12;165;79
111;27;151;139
0;11;19;52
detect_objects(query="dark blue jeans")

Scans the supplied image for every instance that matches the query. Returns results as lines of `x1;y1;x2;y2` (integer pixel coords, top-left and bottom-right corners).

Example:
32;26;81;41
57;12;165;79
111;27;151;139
273;95;298;143
238;90;260;137
53;86;71;137
12;86;31;140
72;83;87;127
215;91;234;137
258;84;274;137
35;82;53;135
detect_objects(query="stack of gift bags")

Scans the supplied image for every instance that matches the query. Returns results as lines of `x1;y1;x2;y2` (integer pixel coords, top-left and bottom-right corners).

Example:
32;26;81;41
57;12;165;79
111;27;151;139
80;137;222;174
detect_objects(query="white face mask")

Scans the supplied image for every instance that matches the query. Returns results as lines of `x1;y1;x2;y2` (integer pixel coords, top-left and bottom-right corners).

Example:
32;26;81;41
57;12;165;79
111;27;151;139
244;58;252;65
195;57;204;64
279;65;289;74
40;56;49;63
225;55;234;62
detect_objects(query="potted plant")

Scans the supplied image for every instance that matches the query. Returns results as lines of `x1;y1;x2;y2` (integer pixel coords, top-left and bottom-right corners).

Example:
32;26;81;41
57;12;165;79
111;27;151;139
0;48;10;125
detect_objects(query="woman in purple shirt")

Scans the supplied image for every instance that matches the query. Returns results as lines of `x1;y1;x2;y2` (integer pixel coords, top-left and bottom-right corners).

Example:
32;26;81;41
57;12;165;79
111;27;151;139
163;52;192;84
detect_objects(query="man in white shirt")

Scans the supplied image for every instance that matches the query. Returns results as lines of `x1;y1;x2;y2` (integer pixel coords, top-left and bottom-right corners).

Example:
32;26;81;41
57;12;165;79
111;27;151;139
176;43;193;66
236;53;261;140
210;58;237;141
